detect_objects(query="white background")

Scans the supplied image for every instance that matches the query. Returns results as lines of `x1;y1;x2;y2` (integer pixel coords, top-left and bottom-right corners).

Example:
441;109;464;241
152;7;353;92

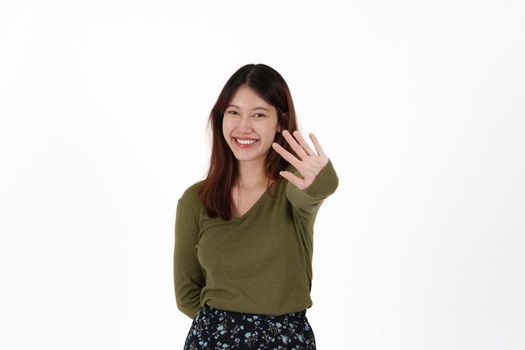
1;0;524;349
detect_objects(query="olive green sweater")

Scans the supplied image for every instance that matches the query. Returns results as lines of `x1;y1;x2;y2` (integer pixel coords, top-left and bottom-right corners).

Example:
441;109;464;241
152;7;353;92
173;160;339;319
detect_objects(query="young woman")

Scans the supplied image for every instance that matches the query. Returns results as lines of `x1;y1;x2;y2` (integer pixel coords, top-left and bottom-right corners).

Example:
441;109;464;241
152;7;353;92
174;63;338;349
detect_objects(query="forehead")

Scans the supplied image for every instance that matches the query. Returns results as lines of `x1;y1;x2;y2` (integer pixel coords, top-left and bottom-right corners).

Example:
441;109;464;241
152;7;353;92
228;85;273;109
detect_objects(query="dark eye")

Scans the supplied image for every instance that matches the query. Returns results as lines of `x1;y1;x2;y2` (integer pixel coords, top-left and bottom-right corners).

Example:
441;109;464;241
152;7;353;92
227;110;239;115
254;113;265;118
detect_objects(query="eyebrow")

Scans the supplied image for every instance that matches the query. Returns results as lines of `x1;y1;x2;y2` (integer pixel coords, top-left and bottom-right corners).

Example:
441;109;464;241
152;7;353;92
227;104;270;112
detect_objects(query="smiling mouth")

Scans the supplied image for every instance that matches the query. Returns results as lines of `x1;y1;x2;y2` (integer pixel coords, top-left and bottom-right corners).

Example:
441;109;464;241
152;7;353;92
234;138;259;147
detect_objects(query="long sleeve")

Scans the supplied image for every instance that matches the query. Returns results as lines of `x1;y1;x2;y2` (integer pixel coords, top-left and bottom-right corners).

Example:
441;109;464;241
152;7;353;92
173;199;204;319
285;159;339;218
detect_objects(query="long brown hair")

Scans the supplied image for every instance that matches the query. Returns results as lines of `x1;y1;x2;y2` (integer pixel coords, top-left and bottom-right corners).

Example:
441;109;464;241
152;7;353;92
198;63;298;220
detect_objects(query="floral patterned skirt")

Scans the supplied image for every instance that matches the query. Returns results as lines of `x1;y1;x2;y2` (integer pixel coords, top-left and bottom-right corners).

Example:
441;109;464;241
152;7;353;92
183;303;316;350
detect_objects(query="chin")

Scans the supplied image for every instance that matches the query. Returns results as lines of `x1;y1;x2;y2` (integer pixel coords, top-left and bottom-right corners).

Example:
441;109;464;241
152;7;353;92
234;155;259;162
232;152;267;163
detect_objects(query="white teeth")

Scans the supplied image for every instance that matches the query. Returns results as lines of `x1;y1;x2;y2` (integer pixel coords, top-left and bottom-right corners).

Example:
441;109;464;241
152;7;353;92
236;138;257;145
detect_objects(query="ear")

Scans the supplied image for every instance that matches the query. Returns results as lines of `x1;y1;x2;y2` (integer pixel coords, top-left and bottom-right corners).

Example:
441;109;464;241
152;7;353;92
277;111;287;133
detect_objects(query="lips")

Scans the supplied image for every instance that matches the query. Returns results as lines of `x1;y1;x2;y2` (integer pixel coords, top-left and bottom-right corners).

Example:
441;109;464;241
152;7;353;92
233;137;259;148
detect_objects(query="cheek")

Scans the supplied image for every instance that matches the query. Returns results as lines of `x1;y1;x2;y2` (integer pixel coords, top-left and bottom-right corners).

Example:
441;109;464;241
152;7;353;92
222;120;232;139
264;122;279;139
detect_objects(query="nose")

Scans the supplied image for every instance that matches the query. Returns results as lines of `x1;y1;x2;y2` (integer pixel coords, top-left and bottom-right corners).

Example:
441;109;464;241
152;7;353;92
237;115;253;132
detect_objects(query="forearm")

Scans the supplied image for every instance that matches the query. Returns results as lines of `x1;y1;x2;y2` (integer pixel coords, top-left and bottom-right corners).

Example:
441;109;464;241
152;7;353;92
285;159;339;212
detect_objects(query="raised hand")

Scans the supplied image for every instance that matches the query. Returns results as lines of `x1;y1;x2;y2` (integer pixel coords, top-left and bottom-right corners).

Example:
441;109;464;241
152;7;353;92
272;130;329;190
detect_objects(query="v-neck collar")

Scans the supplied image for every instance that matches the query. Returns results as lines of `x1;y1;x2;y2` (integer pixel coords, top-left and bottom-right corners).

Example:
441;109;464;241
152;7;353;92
230;178;280;221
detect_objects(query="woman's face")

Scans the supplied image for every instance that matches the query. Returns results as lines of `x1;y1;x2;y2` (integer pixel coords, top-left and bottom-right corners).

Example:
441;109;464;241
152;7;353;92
222;85;280;164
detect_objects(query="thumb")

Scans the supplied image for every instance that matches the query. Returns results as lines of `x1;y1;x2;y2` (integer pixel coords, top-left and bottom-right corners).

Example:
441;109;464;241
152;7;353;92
279;170;306;190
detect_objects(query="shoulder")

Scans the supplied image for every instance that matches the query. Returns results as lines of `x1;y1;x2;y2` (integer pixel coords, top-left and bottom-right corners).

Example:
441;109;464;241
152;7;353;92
180;179;204;201
178;179;205;214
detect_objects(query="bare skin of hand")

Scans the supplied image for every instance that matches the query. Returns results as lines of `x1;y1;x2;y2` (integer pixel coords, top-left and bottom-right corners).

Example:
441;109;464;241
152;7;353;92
271;130;329;190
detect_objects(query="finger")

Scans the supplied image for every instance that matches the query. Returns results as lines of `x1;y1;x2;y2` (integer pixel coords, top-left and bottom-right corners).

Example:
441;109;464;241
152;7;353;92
272;142;302;169
292;130;315;156
282;130;308;160
309;133;327;158
279;170;307;190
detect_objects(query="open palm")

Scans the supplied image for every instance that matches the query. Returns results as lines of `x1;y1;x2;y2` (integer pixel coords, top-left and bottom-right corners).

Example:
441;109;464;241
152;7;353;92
272;130;329;190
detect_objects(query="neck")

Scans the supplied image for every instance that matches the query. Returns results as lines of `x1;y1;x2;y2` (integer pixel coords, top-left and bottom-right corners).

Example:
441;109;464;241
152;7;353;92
237;159;270;189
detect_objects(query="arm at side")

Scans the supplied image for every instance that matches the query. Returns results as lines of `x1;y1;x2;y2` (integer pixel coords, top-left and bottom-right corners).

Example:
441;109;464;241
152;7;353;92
173;199;204;319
